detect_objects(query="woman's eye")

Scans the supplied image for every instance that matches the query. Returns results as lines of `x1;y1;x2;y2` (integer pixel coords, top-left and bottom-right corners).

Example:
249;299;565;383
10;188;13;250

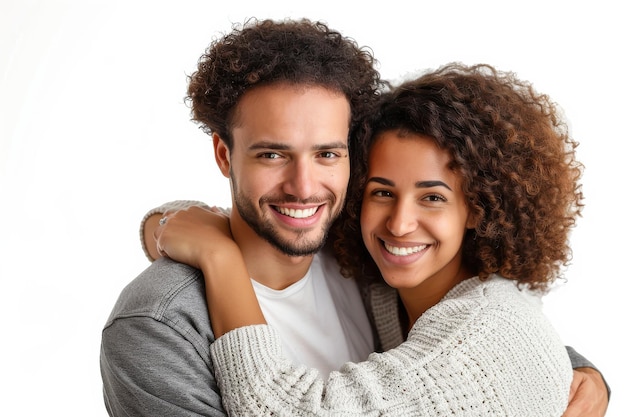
424;194;446;202
373;190;392;198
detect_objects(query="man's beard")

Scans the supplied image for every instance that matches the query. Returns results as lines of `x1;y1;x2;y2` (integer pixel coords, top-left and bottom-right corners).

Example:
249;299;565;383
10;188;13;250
232;178;341;257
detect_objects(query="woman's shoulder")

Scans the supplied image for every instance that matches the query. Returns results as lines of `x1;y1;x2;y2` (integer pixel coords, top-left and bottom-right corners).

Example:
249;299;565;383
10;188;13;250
444;275;542;310
402;275;571;413
414;275;552;349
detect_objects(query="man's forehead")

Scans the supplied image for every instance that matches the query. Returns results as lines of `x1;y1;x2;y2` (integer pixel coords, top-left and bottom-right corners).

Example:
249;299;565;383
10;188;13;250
231;83;349;120
228;83;351;151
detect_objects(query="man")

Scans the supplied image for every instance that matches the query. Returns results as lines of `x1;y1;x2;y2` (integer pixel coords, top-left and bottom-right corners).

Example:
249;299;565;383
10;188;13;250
101;18;383;416
100;18;609;416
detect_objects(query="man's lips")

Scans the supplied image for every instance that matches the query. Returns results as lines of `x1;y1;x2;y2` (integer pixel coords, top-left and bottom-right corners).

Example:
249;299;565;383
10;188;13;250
273;206;319;219
270;204;326;228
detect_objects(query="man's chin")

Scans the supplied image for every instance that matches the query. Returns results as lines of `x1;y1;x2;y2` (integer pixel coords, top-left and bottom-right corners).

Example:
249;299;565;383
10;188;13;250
283;246;323;258
266;233;327;257
240;210;332;257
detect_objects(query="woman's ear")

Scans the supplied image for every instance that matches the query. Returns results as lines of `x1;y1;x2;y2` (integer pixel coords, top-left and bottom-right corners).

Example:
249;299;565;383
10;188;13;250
466;209;479;230
213;133;231;178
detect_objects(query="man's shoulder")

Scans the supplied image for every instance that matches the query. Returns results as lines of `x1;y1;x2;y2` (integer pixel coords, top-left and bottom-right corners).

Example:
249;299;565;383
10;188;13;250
100;259;225;416
104;257;209;330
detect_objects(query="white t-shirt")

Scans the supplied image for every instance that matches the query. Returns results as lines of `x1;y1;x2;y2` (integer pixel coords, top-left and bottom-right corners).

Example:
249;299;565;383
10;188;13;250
251;250;374;378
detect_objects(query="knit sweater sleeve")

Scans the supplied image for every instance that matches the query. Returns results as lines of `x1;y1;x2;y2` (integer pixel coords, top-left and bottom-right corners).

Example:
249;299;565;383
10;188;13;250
209;277;572;417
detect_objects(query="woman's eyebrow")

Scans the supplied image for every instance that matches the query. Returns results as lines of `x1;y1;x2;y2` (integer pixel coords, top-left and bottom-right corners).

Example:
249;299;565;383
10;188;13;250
366;177;393;186
416;180;451;191
366;177;452;191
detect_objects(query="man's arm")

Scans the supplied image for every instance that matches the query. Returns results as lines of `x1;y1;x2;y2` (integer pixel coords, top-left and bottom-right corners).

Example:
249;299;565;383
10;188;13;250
564;346;610;417
101;316;225;416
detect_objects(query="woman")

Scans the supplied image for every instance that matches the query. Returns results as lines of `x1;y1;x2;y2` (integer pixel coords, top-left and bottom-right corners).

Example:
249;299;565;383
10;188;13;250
154;63;591;415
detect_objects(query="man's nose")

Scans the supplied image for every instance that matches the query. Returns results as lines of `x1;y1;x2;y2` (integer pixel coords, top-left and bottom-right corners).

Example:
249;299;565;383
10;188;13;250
283;159;318;199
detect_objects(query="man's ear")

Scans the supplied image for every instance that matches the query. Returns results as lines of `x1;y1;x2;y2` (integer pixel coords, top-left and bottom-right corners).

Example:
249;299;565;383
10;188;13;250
213;133;231;178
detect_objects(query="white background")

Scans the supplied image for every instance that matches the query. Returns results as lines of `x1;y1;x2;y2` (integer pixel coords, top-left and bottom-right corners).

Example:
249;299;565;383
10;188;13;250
1;0;623;415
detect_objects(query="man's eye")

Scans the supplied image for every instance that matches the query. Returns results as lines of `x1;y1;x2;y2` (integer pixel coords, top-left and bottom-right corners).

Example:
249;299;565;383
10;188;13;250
319;151;339;159
260;152;281;159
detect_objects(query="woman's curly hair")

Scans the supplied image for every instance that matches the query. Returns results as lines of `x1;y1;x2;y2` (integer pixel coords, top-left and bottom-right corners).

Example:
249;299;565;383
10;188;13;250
332;63;584;292
186;18;386;154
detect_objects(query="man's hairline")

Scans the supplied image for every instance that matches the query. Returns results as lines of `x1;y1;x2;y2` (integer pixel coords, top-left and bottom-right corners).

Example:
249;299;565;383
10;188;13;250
225;80;350;148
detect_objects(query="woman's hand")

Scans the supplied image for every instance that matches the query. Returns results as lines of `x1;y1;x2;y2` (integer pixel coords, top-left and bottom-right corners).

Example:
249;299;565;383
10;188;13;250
154;206;234;270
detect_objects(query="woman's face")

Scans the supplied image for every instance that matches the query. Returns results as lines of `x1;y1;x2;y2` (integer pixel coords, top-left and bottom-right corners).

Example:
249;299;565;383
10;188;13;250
360;130;475;290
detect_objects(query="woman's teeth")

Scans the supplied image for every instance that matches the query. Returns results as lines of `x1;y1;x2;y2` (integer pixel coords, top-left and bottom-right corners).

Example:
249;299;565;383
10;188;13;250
384;242;427;256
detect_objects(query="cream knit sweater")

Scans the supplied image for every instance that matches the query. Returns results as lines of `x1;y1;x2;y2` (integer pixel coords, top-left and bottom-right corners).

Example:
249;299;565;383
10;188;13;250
210;276;572;416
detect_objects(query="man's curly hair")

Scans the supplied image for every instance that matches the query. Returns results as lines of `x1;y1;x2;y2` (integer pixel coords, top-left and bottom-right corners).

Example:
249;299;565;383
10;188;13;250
186;18;386;153
332;63;584;292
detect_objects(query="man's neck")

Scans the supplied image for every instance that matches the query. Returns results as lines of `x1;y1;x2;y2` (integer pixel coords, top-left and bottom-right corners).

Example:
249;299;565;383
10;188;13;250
229;209;314;290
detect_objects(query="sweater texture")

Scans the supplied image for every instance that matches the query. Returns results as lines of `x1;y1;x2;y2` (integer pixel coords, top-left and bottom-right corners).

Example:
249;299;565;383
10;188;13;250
210;276;573;416
101;200;601;415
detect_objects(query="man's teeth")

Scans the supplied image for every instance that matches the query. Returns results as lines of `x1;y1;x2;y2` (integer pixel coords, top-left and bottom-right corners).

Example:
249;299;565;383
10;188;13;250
384;242;427;256
277;207;318;218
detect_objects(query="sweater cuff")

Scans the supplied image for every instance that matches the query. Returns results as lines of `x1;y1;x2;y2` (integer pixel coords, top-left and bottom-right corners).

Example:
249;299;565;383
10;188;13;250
210;325;284;392
139;200;210;261
211;324;282;367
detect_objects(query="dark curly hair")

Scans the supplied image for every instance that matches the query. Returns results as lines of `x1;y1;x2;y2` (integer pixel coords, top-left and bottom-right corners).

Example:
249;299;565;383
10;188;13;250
332;63;584;292
185;18;386;154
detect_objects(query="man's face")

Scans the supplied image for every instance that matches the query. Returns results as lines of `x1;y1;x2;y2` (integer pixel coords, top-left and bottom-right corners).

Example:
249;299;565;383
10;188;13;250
215;84;351;257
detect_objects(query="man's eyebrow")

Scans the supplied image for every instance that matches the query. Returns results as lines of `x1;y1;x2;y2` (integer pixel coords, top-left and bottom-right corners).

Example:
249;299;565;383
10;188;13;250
248;142;291;151
312;141;348;151
248;141;348;151
366;177;452;190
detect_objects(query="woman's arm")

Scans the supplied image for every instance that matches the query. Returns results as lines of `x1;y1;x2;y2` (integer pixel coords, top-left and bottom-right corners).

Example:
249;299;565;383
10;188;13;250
153;206;608;416
154;209;573;415
154;206;265;336
208;281;572;416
